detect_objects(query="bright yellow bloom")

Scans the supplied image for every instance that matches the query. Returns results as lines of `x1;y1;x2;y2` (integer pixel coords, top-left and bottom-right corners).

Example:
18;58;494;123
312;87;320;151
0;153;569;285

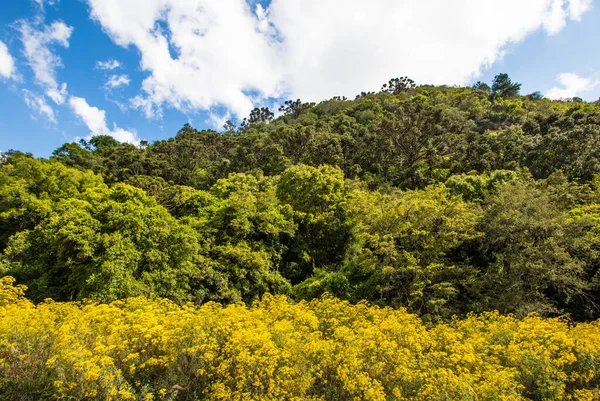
0;278;599;400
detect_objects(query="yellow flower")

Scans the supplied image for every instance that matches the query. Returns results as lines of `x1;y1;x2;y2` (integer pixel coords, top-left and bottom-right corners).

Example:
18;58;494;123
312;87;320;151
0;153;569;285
0;277;599;401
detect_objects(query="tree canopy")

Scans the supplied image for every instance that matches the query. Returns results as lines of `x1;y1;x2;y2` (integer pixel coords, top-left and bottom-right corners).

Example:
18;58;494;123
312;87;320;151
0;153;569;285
2;75;600;321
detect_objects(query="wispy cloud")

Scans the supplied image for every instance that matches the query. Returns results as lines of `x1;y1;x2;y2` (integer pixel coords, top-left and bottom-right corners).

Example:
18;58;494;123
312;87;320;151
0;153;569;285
33;0;60;10
95;59;121;70
545;72;600;100
23;89;56;122
19;19;73;104
105;74;130;89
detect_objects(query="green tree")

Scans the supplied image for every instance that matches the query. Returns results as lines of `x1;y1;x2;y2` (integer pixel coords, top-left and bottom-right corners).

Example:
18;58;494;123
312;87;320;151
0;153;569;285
0;154;104;250
278;99;315;119
3;183;212;303
183;173;297;302
373;95;472;188
342;185;482;320
445;170;518;203
472;81;491;93
473;181;587;316
491;73;522;100
381;76;416;94
277;165;353;282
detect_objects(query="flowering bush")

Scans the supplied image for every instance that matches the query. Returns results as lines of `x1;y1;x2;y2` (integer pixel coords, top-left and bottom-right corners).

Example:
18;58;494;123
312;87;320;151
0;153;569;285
0;277;599;400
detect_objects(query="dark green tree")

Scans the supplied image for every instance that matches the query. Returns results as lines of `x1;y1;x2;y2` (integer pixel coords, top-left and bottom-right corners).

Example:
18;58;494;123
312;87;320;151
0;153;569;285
381;76;416;94
473;181;587;316
491;73;521;99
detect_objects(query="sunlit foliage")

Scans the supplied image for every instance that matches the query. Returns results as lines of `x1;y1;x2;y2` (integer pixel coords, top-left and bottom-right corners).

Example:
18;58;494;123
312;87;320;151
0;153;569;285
3;77;600;320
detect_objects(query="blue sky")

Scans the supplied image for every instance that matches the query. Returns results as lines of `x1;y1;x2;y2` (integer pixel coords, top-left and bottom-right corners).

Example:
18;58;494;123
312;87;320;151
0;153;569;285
0;0;599;157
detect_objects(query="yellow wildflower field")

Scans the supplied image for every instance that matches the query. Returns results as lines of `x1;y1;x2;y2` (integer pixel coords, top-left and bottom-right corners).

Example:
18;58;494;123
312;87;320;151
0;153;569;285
1;276;599;400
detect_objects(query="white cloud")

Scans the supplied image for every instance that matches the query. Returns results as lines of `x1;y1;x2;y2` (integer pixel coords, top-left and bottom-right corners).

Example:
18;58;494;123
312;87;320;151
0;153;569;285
542;0;593;34
19;20;73;104
34;0;60;6
22;89;56;122
542;0;569;34
268;0;594;102
0;40;16;79
86;0;593;119
105;74;130;88
33;0;60;10
69;96;139;143
96;59;121;70
87;0;282;119
568;0;594;20
545;72;600;99
69;96;107;133
208;111;232;131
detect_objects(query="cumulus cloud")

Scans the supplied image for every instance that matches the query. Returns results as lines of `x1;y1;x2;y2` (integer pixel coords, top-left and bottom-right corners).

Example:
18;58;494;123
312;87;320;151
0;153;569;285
69;95;139;143
22;89;57;122
267;0;595;101
0;40;16;79
19;20;73;104
545;72;600;99
87;0;283;119
105;74;130;88
96;59;121;70
86;0;593;119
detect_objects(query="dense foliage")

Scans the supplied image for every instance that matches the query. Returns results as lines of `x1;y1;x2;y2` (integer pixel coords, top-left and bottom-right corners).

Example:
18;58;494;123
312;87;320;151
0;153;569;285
1;277;599;401
2;75;600;399
3;76;600;322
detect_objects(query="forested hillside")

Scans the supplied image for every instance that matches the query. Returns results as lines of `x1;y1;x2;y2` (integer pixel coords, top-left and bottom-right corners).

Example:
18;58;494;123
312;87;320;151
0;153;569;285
2;75;600;321
2;75;600;399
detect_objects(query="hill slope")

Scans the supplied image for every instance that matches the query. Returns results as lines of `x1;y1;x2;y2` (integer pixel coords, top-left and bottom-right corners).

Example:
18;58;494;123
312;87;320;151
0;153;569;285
2;78;600;321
